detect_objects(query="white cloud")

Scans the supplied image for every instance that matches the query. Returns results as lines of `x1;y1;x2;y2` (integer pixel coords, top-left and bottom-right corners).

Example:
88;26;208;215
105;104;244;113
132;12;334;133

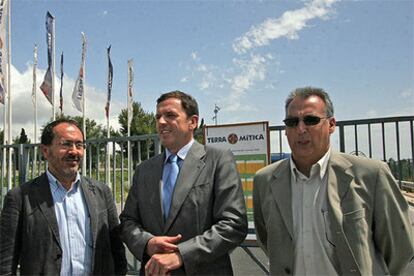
199;80;210;90
191;51;198;61
399;88;413;99
233;0;339;54
1;64;123;142
224;54;268;111
180;0;339;117
180;76;188;83
365;109;378;118
197;64;208;72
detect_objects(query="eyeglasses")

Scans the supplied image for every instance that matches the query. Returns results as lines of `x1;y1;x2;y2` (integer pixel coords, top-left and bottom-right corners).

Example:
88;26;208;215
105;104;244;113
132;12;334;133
57;140;86;150
283;115;330;128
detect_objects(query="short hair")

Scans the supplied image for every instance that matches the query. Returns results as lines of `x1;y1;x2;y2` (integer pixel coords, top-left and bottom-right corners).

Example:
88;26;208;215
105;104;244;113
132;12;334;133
285;87;334;117
41;118;84;145
157;90;199;118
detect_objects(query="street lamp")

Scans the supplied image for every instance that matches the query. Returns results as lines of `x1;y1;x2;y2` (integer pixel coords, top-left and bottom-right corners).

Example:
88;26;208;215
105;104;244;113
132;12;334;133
212;104;220;125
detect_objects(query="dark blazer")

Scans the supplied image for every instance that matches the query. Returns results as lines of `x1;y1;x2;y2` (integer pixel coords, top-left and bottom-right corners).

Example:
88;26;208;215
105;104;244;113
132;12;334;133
0;173;127;276
120;141;248;275
253;151;414;275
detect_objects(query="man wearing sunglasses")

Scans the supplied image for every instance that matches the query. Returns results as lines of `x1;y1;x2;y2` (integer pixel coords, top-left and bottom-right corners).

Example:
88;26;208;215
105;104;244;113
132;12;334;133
0;118;127;275
253;87;414;275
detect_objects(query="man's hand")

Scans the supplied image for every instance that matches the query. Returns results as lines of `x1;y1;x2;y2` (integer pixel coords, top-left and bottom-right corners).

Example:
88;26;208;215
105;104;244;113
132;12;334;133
146;234;182;256
145;252;183;276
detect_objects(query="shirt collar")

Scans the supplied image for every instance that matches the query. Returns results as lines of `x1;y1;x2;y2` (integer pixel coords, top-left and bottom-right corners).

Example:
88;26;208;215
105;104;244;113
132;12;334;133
164;139;194;164
46;169;81;193
290;148;331;182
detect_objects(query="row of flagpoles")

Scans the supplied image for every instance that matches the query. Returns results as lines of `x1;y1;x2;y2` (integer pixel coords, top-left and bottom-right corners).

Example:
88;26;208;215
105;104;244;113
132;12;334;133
0;4;136;187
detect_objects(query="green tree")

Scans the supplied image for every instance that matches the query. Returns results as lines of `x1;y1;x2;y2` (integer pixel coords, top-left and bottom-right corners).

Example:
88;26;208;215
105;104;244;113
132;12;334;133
18;128;29;144
118;101;156;136
47;114;106;140
118;101;156;164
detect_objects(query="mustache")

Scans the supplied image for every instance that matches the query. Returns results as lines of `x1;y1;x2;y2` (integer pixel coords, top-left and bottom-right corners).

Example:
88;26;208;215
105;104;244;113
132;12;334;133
64;156;81;162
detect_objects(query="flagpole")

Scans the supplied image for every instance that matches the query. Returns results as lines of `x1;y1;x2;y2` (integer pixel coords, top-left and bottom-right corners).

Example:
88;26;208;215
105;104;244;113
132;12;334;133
33;45;38;175
51;15;56;120
7;0;12;190
127;59;133;188
105;46;112;187
0;0;7;200
82;33;86;174
59;52;63;115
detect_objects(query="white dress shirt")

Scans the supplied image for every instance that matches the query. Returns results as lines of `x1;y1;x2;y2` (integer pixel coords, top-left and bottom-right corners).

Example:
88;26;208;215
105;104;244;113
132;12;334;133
290;149;339;276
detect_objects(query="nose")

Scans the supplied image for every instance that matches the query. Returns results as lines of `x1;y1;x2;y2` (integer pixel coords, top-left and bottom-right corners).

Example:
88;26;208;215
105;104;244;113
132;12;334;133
296;120;307;133
157;115;167;125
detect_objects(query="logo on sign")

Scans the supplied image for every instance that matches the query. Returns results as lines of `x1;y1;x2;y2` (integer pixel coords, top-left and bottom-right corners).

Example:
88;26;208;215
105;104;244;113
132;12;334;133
228;133;238;144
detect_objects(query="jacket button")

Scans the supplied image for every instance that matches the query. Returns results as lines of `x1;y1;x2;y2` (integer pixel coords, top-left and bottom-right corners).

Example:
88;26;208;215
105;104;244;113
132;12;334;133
285;268;291;274
56;253;62;260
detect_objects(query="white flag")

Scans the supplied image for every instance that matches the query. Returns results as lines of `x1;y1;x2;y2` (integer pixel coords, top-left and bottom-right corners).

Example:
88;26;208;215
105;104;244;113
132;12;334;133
72;32;86;112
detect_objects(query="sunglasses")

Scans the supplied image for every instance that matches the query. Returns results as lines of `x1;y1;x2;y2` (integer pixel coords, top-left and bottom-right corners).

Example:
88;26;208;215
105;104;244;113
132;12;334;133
283;115;329;128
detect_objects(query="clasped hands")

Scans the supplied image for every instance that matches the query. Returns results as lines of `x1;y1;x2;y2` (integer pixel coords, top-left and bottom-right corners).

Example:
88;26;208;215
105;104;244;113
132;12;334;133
145;234;183;276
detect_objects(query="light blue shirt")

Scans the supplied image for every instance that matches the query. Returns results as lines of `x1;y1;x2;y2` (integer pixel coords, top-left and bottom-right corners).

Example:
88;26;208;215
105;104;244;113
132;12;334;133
47;170;93;276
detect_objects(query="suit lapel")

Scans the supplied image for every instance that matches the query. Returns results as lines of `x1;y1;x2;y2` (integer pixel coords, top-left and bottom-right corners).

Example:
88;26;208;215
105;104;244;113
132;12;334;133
80;177;98;249
164;142;205;232
269;160;294;239
327;152;360;274
34;173;61;249
147;154;165;230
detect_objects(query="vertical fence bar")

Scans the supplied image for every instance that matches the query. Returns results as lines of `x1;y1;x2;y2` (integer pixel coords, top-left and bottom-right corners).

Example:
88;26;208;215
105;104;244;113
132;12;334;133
12;148;17;188
395;121;402;188
368;123;372;158
146;139;150;160
410;120;414;182
0;148;3;207
339;125;345;153
137;141;142;164
88;143;92;178
354;125;358;155
278;130;282;155
112;142;116;201
381;122;386;162
120;142;125;208
96;143;100;182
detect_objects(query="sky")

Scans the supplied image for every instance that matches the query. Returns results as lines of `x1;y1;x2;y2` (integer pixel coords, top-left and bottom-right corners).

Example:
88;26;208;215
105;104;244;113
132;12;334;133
2;0;414;144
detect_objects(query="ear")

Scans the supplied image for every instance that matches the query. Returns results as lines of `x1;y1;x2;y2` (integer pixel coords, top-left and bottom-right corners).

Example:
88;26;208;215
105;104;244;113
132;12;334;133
188;115;199;131
40;144;50;160
328;117;336;134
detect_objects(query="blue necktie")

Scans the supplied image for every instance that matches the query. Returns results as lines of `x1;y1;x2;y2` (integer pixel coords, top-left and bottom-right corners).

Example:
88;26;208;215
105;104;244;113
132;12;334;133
163;154;179;221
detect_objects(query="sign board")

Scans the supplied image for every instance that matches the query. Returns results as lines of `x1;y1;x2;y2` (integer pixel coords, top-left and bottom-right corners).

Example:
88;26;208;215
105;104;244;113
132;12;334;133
204;121;270;226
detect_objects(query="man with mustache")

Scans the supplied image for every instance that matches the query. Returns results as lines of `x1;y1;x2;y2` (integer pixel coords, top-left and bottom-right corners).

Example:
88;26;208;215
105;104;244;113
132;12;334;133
120;91;247;275
253;87;414;275
0;119;127;275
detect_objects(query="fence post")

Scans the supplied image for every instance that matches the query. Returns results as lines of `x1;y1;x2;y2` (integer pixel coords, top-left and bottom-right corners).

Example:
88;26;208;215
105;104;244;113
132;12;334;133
19;144;27;184
339;125;345;153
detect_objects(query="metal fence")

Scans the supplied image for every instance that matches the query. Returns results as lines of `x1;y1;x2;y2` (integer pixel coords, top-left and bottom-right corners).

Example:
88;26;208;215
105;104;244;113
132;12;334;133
0;134;161;210
0;115;413;274
269;115;414;187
